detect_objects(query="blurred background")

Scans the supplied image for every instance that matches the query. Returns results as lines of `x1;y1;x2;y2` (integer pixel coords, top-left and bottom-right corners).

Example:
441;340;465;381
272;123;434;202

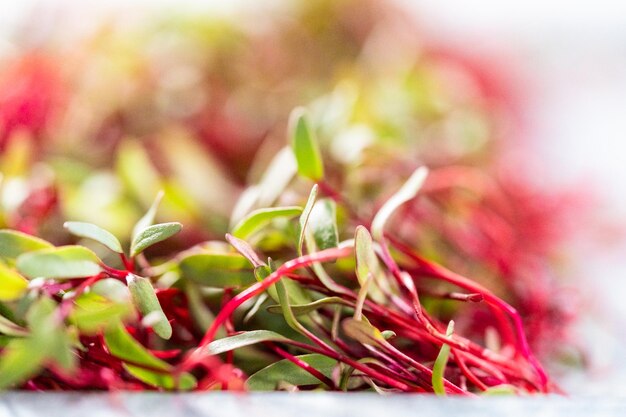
1;0;625;395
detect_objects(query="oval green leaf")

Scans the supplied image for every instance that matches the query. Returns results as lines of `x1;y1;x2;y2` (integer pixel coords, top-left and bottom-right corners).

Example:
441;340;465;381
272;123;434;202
247;354;337;391
289;107;324;181
308;198;338;251
64;221;123;253
104;322;196;390
130;222;182;257
16;246;102;279
231;206;302;240
126;274;172;339
342;317;385;346
0;230;53;261
179;253;256;288
204;330;288;355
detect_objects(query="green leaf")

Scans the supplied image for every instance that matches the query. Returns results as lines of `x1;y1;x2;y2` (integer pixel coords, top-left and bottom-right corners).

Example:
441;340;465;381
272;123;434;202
432;320;455;396
0;264;28;301
91;278;131;303
104;322;196;390
0;338;46;389
132;191;164;240
179;253;256;288
308;198;338;251
0;315;28;337
354;226;380;287
231;206;302;240
267;296;350;316
342;317;385;345
130;222;182;257
0;230;53;261
203;330;288;355
247;354;337;391
17;246;102;279
124;364;197;390
64;221;123;253
225;234;265;267
256;147;298;207
371;166;428;240
27;297;76;372
70;292;133;334
289;107;324;181
126;274;172;339
104;322;169;371
297;184;318;256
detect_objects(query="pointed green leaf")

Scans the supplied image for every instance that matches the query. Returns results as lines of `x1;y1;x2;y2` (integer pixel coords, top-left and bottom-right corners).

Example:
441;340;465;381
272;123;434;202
247;354;337;391
16;246;102;279
64;221;123;253
104;321;169;371
225;234;265;267
126;274;171;339
371;166;428;240
130;222;182;257
0;264;28;301
179;253;256;288
308;198;338;251
355;226;380;287
0;230;53;261
289;107;324;181
297;184;318;256
132;190;165;240
231;206;302;240
267;296;350;316
204;330;288;355
432;320;455;396
256;147;298;207
0;315;28;337
104;322;196;390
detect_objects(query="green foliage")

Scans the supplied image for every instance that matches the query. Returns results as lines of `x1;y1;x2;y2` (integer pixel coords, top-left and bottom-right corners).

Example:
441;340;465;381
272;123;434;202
64;221;124;253
307;198;339;251
231;206;303;240
289;107;324;181
104;322;196;390
204;330;288;355
247;354;337;391
432;320;455;396
0;230;53;261
16;246;102;279
130;222;182;257
371;166;428;240
179;253;256;287
126;274;172;339
0;264;28;301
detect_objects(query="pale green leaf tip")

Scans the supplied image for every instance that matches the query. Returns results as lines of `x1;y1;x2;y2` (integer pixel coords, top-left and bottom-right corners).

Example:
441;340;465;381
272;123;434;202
371;166;429;240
